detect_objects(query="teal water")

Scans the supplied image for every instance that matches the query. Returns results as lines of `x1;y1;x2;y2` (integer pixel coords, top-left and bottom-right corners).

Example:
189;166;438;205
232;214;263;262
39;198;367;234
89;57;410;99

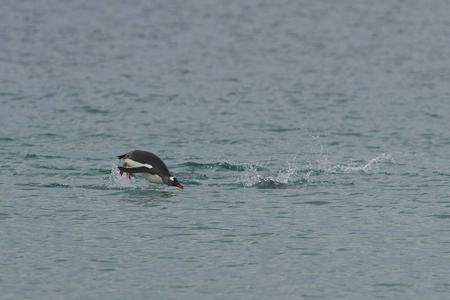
1;1;450;299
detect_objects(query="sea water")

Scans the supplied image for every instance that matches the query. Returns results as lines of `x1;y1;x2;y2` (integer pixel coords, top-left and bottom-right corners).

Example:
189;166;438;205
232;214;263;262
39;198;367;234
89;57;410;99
1;0;450;299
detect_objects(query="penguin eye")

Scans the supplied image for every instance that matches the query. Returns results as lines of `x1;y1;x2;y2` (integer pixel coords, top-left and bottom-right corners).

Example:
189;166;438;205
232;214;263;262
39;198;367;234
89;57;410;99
170;176;175;181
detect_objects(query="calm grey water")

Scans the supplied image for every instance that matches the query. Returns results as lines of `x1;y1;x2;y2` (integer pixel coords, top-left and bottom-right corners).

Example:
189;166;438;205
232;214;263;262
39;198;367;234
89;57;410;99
1;0;450;299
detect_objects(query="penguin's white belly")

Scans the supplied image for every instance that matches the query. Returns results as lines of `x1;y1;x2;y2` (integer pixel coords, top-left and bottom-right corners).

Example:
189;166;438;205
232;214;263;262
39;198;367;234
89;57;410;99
141;173;164;184
123;158;163;184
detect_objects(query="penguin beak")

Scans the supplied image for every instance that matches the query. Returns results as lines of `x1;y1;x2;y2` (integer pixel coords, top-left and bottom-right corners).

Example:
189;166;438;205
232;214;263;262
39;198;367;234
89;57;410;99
173;182;184;189
170;177;183;189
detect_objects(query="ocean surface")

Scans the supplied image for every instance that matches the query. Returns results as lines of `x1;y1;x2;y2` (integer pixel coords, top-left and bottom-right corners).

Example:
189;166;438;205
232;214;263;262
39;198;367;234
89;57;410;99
1;0;450;299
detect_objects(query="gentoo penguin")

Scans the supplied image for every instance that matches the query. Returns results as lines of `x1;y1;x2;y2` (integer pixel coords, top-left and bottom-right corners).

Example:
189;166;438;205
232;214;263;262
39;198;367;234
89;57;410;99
117;150;183;189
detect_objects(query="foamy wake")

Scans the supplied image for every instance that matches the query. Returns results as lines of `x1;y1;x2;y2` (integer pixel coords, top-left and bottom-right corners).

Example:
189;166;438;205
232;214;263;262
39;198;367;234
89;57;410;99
239;161;299;188
238;153;394;187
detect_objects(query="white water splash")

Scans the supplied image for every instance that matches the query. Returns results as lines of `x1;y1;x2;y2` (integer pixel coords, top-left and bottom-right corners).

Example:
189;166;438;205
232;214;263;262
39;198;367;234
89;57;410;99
240;163;264;187
271;161;297;184
335;153;393;174
108;159;137;188
240;160;298;187
362;153;392;172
